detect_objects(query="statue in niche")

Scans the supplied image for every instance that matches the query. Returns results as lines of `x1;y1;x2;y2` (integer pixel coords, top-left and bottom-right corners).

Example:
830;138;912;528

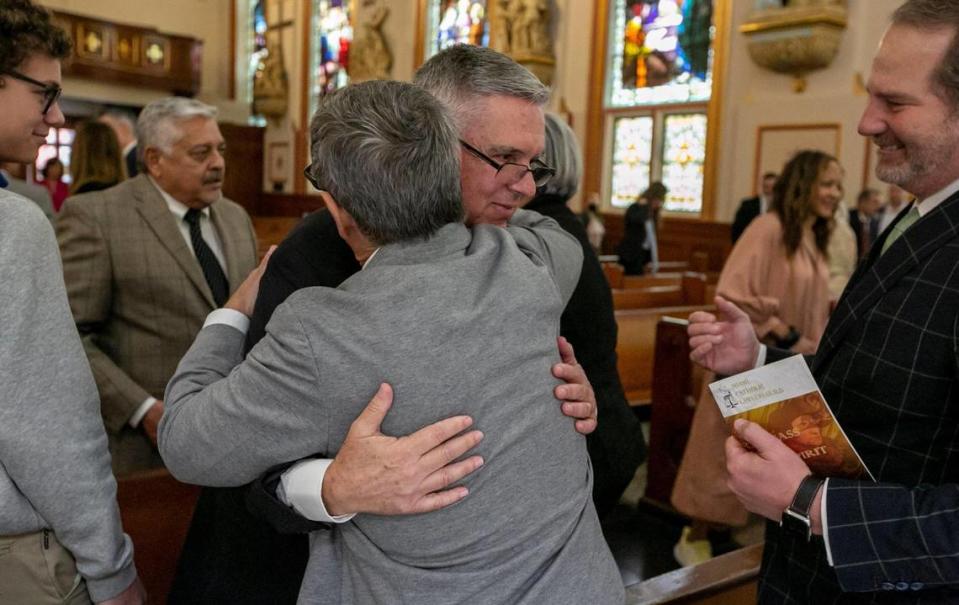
252;39;289;119
350;0;392;83
510;0;550;57
490;0;514;54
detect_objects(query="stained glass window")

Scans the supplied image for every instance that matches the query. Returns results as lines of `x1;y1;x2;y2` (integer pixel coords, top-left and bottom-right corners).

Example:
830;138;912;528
36;128;75;183
661;113;707;213
608;0;713;108
610;116;654;208
310;0;353;114
245;1;270;124
425;0;489;59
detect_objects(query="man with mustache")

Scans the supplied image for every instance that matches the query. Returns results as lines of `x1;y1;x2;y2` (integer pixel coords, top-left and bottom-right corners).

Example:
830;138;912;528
57;96;259;475
689;0;959;600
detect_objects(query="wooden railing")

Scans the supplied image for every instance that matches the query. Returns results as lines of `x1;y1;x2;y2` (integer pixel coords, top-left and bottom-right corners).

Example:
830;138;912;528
625;544;763;605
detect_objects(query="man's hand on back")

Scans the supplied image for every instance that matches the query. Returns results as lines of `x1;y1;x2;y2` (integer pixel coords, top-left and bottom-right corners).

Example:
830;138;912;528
552;337;597;435
322;383;485;516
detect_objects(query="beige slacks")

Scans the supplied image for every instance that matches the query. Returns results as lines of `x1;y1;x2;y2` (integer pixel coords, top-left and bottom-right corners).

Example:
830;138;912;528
0;529;91;605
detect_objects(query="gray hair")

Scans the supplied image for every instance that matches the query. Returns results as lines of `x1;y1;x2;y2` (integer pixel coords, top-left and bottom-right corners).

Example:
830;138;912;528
539;113;582;200
892;0;959;111
412;44;549;129
307;80;462;245
136;97;218;164
100;109;137;132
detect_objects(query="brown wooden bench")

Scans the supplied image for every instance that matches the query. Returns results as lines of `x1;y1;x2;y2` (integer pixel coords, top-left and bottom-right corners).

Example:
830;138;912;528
615;304;712;406
602;261;625;288
116;469;200;604
252;216;301;259
622;272;684;289
625;543;762;605
643;317;707;507
613;273;709;310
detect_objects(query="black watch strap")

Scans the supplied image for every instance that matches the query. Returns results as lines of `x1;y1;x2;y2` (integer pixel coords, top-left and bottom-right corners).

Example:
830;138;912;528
782;474;825;541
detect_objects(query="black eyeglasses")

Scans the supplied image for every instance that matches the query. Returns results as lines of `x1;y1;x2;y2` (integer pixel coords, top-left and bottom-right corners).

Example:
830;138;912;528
304;164;322;191
2;70;62;115
459;139;555;188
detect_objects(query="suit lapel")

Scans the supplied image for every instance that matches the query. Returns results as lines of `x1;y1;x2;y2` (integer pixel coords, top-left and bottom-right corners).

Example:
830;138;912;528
812;193;959;373
133;177;216;308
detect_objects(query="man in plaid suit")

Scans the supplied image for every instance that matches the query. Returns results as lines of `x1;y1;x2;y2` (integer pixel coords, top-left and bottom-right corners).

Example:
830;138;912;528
688;1;959;601
57;97;259;475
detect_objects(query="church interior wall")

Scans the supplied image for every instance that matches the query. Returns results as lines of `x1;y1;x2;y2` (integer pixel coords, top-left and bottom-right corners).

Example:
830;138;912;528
37;0;901;222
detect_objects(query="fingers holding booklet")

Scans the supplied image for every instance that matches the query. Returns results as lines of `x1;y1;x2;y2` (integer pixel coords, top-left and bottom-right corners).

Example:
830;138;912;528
711;355;872;482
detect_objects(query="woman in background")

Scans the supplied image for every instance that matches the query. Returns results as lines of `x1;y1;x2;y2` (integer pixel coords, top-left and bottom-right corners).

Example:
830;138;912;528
69;120;127;195
38;157;69;212
671;150;843;565
525;113;646;519
617;181;667;275
582;193;606;254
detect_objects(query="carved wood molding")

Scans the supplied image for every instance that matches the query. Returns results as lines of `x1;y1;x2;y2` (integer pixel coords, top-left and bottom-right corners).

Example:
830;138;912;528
52;11;202;96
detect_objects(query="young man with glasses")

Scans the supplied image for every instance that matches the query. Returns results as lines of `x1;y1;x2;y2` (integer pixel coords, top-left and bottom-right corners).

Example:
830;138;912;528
0;1;144;604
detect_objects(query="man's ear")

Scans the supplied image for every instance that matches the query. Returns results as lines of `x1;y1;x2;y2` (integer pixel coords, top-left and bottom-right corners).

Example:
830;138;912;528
320;191;354;241
143;147;162;176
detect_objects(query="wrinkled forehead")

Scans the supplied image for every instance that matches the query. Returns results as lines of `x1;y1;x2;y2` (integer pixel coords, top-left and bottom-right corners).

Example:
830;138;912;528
460;95;545;157
170;116;222;147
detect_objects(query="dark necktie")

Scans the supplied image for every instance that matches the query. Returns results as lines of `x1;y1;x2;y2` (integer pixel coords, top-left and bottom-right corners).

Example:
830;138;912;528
184;208;229;307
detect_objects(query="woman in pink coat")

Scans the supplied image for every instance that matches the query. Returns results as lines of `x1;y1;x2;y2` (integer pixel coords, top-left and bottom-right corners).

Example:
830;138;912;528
670;150;844;564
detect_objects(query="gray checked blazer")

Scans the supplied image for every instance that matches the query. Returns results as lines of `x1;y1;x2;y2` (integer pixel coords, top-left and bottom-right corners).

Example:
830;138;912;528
56;174;258;475
760;191;959;603
159;211;625;605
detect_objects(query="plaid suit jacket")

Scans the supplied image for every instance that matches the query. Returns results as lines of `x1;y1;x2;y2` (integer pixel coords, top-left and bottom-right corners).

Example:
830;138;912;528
56;175;258;474
758;190;959;603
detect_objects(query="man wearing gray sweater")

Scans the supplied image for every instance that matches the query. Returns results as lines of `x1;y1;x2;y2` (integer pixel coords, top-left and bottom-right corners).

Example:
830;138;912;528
160;81;623;604
0;1;142;603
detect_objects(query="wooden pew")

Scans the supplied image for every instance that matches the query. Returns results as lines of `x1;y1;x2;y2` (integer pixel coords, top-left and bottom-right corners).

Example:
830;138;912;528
615;304;712;406
613;273;709;310
252;216;300;259
116;469;200;604
613;286;685;310
625;543;762;605
643;317;706;506
603;261;625;288
622;272;684;289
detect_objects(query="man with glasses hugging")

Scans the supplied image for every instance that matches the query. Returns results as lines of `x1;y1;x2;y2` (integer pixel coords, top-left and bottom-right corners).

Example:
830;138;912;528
159;78;624;604
0;1;144;603
169;45;613;604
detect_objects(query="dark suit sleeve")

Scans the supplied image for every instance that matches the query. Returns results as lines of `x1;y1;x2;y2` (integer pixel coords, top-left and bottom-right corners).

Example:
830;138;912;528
825;480;959;591
245;211;359;352
731;198;757;243
524;196;646;518
242;211;359;532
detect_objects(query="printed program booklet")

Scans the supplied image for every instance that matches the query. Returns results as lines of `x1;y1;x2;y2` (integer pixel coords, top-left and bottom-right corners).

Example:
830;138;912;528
709;355;873;480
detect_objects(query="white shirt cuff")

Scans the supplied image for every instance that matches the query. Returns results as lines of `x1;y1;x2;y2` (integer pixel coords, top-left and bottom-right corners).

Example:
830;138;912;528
754;344;767;368
278;459;355;524
203;308;250;333
128;396;157;428
821;478;834;566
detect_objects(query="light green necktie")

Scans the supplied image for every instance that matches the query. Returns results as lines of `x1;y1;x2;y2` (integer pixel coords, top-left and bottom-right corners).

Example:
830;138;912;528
880;206;921;256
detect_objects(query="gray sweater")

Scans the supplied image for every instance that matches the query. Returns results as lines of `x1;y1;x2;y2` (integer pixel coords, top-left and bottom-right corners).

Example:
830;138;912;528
0;189;136;601
161;211;624;604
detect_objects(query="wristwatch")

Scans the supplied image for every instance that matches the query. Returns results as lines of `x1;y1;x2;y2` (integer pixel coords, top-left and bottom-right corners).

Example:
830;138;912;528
781;474;825;541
